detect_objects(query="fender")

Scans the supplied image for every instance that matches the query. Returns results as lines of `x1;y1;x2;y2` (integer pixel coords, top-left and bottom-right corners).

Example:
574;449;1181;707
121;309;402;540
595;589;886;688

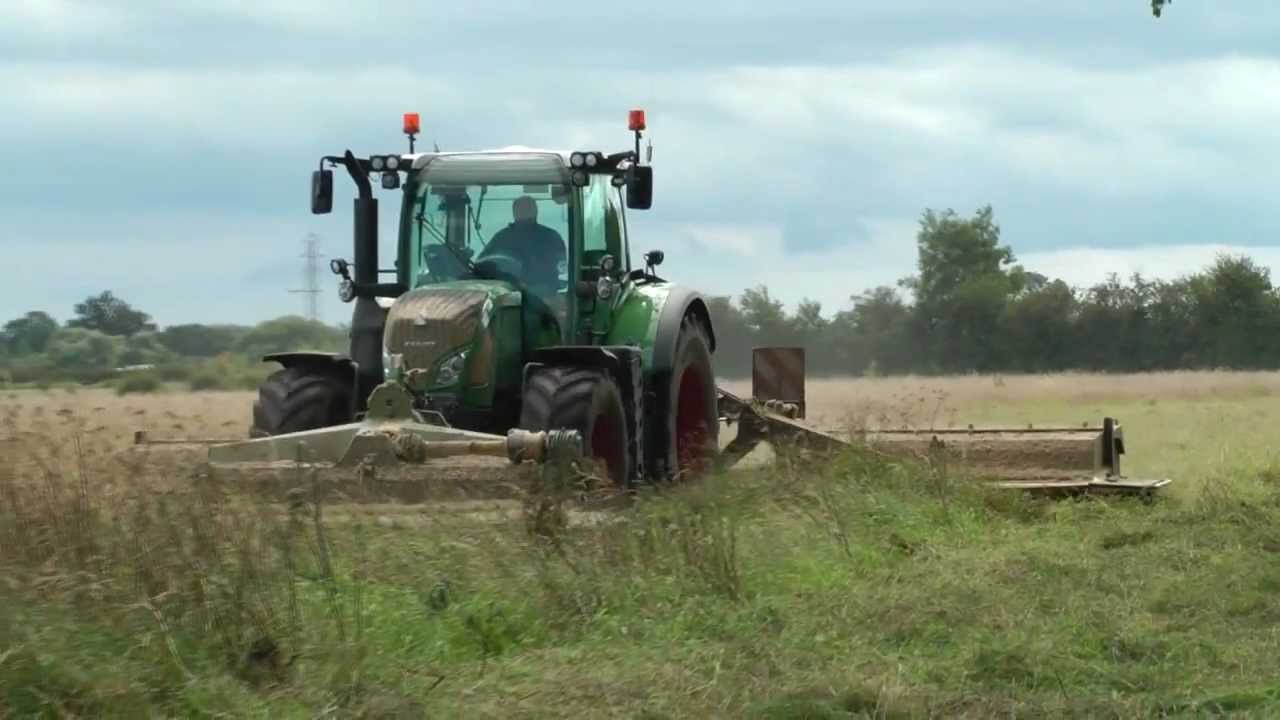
642;286;717;482
648;287;716;376
262;351;356;376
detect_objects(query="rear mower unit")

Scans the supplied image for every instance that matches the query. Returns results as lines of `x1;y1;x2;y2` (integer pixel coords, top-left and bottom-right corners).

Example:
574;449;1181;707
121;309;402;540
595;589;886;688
718;348;1172;497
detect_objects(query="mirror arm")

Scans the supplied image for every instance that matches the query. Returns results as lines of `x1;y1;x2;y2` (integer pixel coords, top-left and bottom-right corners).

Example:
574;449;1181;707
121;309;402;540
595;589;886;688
340;150;373;200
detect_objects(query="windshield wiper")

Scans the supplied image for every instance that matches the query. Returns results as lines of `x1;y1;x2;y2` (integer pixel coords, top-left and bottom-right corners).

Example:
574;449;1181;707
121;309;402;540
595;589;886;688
416;209;479;277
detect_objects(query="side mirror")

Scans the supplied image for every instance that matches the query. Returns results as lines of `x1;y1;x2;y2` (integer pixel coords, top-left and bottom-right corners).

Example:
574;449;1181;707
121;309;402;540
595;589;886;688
311;169;333;214
625;165;653;210
644;250;664;269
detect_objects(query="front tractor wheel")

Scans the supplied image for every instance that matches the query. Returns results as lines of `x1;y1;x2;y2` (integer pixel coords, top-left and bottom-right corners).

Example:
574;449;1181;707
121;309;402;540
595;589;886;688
667;314;719;479
250;366;354;437
519;366;631;487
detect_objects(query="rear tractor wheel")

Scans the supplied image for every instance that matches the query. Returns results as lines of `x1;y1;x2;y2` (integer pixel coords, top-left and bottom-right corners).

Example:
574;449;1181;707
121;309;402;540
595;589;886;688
250;365;354;438
666;314;719;479
519;366;631;487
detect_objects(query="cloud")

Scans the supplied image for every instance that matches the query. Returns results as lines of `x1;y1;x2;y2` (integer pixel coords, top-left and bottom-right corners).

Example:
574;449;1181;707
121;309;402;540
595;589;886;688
1020;244;1280;290
0;63;455;148
9;0;132;37
7;3;1280;326
646;218;920;313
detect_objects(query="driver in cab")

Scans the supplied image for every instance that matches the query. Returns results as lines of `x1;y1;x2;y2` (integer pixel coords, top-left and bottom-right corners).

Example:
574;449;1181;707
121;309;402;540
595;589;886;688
478;196;565;298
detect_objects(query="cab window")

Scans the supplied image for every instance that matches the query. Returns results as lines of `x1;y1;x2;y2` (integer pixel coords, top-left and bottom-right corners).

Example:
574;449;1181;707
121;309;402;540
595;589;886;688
582;175;625;271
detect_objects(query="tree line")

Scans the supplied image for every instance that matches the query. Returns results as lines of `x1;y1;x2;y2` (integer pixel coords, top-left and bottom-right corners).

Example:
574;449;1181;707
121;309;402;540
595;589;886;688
706;205;1280;378
5;203;1276;387
1;291;345;388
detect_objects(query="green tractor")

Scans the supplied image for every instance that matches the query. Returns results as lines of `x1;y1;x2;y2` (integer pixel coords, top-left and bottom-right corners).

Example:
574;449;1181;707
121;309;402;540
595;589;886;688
248;110;719;486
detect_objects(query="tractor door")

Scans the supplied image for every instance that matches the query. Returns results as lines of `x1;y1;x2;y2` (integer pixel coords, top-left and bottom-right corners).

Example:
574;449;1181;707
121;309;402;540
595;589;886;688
573;174;628;344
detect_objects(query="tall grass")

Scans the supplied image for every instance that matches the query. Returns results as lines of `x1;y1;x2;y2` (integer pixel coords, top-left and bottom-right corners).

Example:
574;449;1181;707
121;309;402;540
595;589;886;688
7;377;1280;715
0;442;385;715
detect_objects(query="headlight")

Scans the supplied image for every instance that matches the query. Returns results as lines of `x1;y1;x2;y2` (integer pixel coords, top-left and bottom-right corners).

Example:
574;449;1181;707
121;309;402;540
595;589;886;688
386;155;400;170
382;348;404;380
370;156;386;171
435;349;469;387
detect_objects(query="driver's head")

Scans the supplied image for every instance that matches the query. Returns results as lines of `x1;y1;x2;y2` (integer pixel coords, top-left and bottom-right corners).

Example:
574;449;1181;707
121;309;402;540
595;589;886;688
512;195;537;224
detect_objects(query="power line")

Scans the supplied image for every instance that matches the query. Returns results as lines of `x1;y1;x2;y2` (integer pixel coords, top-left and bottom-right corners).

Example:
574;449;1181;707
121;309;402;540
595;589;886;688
289;233;323;322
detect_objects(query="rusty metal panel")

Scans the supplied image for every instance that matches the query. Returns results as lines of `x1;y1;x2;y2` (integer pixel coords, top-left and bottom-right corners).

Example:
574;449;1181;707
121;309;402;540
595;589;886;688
751;346;806;419
383;288;489;371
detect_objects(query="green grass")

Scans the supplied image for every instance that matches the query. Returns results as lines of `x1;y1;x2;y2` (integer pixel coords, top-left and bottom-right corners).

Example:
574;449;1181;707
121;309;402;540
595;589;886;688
8;392;1280;717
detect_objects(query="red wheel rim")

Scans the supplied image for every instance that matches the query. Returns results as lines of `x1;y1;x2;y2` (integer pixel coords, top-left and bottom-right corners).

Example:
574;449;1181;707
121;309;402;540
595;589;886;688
675;364;710;474
592;410;624;484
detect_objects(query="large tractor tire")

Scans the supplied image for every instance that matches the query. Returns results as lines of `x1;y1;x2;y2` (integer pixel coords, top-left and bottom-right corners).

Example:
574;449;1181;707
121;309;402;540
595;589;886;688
666;313;719;479
519;366;631;486
250;366;354;437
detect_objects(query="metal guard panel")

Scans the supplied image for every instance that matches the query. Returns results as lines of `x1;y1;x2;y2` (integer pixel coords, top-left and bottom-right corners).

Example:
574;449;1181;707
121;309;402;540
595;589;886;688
418;152;569;186
383;288;489;371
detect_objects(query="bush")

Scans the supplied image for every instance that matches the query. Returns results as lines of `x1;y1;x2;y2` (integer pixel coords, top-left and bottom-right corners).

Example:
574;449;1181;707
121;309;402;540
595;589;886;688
154;363;193;382
235;368;270;390
115;373;161;395
188;371;229;391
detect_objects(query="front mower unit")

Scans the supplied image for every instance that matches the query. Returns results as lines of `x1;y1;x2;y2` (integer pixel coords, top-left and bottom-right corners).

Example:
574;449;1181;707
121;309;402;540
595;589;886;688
718;348;1172;497
138;380;585;504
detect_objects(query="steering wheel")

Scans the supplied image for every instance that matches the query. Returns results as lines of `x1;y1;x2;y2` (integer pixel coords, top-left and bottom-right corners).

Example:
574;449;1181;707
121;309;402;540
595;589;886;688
475;252;524;280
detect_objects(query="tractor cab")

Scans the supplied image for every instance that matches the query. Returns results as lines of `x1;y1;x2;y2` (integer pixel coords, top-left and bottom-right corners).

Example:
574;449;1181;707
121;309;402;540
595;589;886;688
398;148;633;347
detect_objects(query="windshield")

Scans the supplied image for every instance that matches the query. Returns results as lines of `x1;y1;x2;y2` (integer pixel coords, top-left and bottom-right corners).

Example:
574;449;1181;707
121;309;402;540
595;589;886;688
409;178;572;298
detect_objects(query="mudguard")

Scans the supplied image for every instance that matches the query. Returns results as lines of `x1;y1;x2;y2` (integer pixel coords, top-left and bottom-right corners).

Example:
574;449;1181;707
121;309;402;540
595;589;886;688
649;287;716;375
262;351;356;376
640;286;716;482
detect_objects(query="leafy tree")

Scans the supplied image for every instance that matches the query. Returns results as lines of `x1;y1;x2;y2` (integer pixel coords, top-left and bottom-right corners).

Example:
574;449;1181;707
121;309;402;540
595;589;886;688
791;300;828;343
738;286;792;345
158;324;247;357
45;328;123;372
2;311;58;355
833;286;913;375
1189;254;1277;368
119;332;177;367
901;206;1024;371
234;316;347;360
999;280;1078;371
704;296;752;378
68;291;156;337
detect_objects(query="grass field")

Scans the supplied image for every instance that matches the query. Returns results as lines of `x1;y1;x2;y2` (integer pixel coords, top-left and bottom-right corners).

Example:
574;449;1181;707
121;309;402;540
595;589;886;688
4;372;1280;717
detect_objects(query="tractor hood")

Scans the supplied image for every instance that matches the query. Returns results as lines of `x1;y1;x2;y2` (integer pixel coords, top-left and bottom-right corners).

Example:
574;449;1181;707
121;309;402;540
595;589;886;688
382;282;508;377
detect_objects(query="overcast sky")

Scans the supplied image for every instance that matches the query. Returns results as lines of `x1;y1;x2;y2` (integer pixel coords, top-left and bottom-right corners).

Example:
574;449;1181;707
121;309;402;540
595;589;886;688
6;0;1280;327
